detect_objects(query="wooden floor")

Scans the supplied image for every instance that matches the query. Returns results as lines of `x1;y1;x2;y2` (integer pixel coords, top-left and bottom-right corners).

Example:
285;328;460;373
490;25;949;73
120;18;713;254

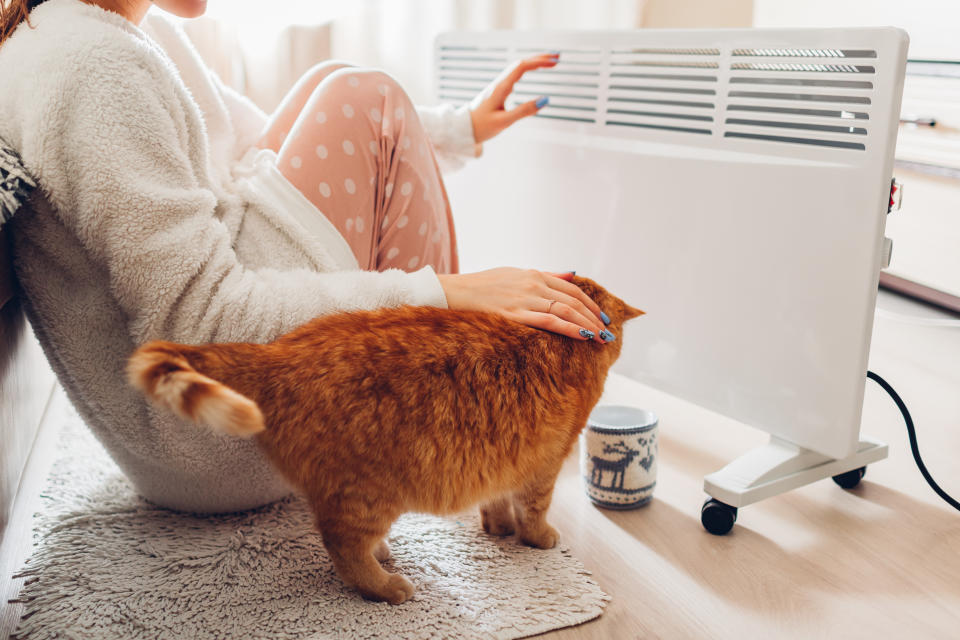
2;289;959;638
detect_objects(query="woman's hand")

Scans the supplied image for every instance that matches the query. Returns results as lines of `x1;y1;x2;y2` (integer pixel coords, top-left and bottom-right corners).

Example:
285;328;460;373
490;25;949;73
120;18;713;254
469;53;559;145
437;268;611;342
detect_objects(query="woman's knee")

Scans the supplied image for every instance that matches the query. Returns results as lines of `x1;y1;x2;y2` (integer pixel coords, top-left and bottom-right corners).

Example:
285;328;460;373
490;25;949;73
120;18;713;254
303;60;355;85
317;68;414;111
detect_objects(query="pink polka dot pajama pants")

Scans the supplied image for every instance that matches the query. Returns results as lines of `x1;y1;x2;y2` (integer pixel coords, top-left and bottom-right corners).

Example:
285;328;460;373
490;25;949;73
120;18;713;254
260;62;459;274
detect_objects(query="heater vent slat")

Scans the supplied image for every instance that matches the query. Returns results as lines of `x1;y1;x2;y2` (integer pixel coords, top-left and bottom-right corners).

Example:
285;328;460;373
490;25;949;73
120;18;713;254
727;104;869;120
725;117;867;135
437;80;490;93
610;60;720;69
610;85;716;96
516;47;602;54
724;131;866;150
608;97;715;109
526;68;604;77
438;73;499;83
730;77;873;89
438;55;509;63
731;62;875;73
731;48;877;58
439;45;508;51
612;47;721;56
609;109;714;122
607;121;713;135
728;90;871;105
535;113;597;124
439;65;504;74
611;72;718;82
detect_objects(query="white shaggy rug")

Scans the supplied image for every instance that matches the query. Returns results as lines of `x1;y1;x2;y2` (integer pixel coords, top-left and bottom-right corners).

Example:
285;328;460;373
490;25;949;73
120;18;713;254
9;407;609;639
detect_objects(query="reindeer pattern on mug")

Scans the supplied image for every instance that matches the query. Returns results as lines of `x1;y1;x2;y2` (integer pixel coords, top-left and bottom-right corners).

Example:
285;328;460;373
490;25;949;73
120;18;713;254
584;431;657;496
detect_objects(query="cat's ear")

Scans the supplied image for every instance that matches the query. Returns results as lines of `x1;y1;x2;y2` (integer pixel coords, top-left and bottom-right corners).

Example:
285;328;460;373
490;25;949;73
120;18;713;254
622;304;645;320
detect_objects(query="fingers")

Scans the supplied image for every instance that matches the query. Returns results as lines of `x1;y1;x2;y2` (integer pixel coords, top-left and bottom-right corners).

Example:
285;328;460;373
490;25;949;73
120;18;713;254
543;274;606;324
477;96;545;142
498;54;559;92
540;293;604;339
515;311;597;342
491;53;559;104
541;299;605;343
500;98;545;128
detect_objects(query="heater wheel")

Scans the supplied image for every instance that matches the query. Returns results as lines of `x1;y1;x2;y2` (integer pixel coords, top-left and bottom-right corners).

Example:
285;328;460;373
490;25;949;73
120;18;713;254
701;498;737;535
832;466;867;489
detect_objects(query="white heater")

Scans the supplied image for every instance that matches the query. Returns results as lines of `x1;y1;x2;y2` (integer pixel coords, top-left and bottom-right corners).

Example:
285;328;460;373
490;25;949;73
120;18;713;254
435;27;908;533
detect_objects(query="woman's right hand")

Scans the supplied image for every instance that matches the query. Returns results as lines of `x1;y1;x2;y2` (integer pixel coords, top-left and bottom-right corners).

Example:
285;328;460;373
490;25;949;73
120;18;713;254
437;268;610;342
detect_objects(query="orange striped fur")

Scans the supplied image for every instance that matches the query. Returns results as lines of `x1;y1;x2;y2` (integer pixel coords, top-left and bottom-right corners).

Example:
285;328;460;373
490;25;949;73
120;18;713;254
127;276;643;603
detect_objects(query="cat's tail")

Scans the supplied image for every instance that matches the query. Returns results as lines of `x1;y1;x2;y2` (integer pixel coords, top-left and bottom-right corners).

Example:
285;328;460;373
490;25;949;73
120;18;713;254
127;341;265;438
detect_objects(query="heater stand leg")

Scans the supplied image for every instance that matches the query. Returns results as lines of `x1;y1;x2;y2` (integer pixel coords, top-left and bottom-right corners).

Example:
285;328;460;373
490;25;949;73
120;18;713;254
701;435;888;533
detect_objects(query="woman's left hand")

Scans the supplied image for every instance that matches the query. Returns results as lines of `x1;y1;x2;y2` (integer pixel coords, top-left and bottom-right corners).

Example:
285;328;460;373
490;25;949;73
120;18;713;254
469;53;559;145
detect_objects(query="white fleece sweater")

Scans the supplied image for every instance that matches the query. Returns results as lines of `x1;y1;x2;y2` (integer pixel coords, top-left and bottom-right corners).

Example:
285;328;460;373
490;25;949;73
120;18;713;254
0;0;477;511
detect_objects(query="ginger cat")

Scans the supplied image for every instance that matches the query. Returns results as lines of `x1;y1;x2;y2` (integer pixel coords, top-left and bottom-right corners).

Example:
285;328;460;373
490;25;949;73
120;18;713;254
127;276;643;604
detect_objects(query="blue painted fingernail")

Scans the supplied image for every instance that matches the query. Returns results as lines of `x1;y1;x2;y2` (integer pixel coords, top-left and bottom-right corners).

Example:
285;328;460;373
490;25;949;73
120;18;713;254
549;51;561;57
579;329;595;339
600;311;611;325
568;270;576;275
600;329;616;342
535;96;549;109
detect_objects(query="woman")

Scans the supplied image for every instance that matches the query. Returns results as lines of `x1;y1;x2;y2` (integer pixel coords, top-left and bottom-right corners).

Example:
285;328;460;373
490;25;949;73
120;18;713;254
0;0;612;511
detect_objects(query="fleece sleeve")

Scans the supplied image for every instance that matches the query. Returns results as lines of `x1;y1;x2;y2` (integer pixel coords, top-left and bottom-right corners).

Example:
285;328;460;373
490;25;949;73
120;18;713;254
209;72;269;159
415;103;480;172
42;60;447;346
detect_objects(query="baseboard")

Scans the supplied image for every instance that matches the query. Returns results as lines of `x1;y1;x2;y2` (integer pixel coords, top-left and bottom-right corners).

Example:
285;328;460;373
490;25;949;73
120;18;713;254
0;386;64;638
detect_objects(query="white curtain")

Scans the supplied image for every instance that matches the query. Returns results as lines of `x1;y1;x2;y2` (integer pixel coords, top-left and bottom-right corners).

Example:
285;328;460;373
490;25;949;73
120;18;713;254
179;0;648;112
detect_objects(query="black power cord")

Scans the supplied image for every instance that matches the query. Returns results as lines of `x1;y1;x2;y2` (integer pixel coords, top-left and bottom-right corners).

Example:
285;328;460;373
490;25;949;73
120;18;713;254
867;370;960;512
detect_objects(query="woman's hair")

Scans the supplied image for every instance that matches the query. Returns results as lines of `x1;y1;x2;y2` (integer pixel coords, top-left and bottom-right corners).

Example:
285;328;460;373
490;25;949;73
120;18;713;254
0;0;47;48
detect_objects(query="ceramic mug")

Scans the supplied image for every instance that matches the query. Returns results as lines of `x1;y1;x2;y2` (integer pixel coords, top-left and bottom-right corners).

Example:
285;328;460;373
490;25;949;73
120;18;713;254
579;405;658;509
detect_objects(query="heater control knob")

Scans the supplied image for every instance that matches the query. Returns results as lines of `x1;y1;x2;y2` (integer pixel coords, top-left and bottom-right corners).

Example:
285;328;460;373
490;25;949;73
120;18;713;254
888;178;903;213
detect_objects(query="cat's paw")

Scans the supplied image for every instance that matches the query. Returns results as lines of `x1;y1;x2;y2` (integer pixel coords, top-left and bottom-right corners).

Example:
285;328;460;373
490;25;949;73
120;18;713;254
373;539;392;562
481;511;516;537
520;524;559;550
480;501;516;536
381;573;415;605
357;572;414;604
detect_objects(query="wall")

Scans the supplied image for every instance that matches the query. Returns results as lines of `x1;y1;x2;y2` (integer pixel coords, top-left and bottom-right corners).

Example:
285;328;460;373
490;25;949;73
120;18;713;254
0;230;56;541
642;0;752;29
